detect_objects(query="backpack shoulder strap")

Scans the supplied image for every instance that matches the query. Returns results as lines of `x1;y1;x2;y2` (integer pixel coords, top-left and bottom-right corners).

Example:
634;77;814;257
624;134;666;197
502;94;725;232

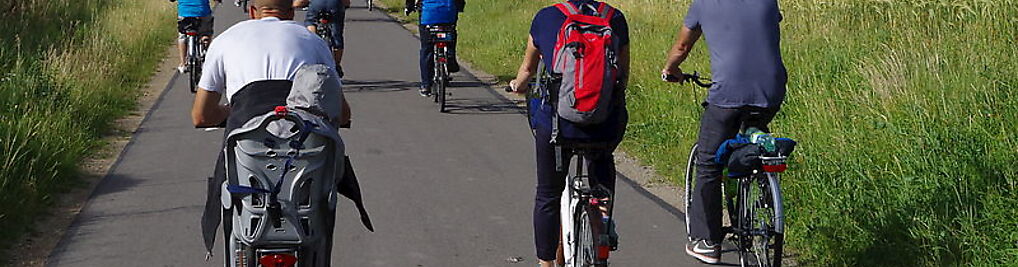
555;1;579;16
596;2;616;20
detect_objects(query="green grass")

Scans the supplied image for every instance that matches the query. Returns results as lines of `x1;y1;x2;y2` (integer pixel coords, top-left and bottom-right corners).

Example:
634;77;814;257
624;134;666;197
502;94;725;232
381;0;1018;265
0;0;175;256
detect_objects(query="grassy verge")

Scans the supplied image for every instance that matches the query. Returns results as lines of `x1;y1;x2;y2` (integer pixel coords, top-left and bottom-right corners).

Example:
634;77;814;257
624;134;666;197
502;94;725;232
381;0;1017;265
0;0;175;255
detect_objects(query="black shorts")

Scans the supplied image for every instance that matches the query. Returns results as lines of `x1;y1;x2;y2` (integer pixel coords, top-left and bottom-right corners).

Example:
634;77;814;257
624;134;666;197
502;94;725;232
177;16;214;38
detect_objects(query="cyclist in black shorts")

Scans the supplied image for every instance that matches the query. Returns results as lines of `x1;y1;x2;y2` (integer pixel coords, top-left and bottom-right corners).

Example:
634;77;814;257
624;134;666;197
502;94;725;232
170;0;215;73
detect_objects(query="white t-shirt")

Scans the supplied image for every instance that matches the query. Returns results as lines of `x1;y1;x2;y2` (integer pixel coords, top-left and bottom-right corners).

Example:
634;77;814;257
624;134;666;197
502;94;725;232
198;17;337;102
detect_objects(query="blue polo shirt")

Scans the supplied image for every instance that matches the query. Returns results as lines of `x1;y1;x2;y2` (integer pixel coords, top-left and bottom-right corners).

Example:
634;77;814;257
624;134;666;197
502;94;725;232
177;0;212;17
684;0;787;108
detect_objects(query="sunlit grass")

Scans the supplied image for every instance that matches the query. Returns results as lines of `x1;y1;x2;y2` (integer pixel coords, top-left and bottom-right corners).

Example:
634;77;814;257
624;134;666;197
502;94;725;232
379;0;1018;265
0;0;175;254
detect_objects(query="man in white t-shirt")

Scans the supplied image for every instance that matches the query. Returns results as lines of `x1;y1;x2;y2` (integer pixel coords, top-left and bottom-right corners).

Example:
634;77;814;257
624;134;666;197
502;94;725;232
191;0;351;127
195;0;359;256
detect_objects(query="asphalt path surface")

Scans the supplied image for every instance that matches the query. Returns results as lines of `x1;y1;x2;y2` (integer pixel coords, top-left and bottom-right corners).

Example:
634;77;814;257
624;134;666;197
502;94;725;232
47;3;718;266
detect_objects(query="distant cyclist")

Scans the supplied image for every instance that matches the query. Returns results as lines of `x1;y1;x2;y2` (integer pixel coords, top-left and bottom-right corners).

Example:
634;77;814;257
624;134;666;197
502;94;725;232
170;0;215;73
404;0;465;96
661;0;787;264
303;0;352;76
508;1;630;266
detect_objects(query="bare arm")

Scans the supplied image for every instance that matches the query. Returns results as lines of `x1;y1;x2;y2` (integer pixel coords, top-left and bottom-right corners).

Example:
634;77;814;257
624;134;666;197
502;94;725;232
509;35;541;93
661;26;702;79
191;89;230;127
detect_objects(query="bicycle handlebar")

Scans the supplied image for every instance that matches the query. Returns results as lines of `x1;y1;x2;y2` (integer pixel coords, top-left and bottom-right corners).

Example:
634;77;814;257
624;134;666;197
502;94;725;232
662;72;714;88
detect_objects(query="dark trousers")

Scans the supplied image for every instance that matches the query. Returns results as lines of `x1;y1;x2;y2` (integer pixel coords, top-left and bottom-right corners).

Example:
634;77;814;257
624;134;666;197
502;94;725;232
532;125;621;261
688;104;779;242
418;23;457;88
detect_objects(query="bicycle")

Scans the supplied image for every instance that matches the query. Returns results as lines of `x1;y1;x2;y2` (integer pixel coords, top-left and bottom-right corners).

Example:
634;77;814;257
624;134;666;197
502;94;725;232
507;64;617;267
669;72;791;267
312;10;336;49
560;142;616;267
425;24;455;112
180;17;210;94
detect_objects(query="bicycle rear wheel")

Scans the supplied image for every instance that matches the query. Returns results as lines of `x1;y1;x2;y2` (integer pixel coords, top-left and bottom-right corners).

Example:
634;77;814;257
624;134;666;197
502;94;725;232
738;174;784;267
437;62;447;112
367;0;373;11
188;38;201;93
575;207;607;267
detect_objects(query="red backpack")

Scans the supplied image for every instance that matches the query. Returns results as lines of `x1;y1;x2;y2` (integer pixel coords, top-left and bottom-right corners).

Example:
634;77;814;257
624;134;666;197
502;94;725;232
551;1;620;125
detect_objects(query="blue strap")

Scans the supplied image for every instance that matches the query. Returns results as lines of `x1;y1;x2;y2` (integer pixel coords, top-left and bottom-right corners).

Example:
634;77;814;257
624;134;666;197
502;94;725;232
714;134;751;164
227;184;271;195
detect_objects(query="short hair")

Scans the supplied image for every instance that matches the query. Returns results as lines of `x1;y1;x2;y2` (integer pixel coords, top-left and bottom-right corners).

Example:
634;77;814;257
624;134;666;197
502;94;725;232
253;0;294;11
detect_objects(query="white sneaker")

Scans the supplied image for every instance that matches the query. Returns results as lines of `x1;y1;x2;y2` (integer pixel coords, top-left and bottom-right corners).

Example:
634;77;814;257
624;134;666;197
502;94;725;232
234;0;241;7
685;239;721;264
177;65;187;73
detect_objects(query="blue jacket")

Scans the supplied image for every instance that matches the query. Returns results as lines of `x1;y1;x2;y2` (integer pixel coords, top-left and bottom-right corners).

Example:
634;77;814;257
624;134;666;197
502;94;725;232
408;0;465;25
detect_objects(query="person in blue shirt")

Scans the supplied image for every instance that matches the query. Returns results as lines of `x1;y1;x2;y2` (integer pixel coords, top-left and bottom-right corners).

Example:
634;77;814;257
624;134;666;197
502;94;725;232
170;0;215;73
404;0;465;96
508;1;629;266
661;0;787;264
302;0;350;76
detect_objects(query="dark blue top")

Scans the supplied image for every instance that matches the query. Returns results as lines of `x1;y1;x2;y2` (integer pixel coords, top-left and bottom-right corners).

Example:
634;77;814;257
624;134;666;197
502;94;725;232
684;0;787;108
529;0;629;70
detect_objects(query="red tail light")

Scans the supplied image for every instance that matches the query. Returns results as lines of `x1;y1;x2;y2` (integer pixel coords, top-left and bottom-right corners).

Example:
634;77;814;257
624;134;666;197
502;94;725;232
435;42;447;48
319;19;329;24
762;164;787;173
437;57;448;63
185;31;199;36
274;106;288;117
259;253;297;267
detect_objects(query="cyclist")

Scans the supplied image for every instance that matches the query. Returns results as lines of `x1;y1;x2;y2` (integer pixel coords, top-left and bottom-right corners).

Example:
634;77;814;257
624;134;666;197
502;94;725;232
508;1;629;266
660;0;787;264
303;0;351;75
404;0;465;96
192;0;352;253
170;0;215;73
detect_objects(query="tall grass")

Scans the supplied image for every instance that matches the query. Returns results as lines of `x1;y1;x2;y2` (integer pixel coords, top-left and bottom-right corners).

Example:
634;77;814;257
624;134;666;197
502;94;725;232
381;0;1018;265
0;0;174;253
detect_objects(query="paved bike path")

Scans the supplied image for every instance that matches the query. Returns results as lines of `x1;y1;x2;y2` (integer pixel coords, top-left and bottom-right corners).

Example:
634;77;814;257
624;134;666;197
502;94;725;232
47;3;715;266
